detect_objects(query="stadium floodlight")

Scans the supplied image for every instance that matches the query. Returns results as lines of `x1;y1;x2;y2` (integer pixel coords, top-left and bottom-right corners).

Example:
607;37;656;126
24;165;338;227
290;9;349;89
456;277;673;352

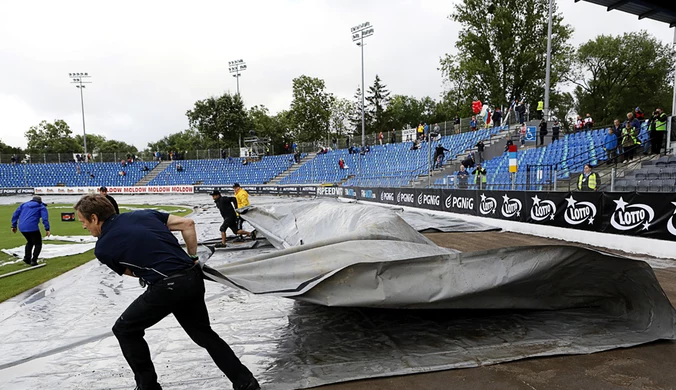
543;0;553;121
350;22;374;146
228;59;247;96
69;72;92;156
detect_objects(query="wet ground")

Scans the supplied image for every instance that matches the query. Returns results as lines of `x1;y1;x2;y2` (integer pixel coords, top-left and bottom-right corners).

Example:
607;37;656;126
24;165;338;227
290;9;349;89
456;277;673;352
321;231;676;390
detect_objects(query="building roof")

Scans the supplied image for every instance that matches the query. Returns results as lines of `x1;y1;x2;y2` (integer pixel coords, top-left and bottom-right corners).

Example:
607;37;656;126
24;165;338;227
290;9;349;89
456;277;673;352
575;0;676;27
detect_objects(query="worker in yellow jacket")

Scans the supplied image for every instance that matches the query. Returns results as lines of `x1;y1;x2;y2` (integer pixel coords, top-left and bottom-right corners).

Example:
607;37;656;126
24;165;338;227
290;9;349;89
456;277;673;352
233;183;252;241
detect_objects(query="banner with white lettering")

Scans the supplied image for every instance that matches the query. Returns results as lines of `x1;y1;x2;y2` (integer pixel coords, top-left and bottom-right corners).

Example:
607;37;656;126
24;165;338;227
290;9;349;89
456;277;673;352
440;189;477;215
475;191;524;221
524;192;567;225
557;192;602;231
414;188;442;211
601;192;676;240
0;187;35;196
395;188;416;207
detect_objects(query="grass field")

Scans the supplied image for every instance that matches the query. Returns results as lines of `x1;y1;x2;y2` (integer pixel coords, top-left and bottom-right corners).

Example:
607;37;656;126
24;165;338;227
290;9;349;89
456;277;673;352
0;202;192;302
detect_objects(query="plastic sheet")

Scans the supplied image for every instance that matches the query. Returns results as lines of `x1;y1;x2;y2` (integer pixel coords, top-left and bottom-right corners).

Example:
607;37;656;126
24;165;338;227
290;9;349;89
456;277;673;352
2;243;95;259
1;195;675;390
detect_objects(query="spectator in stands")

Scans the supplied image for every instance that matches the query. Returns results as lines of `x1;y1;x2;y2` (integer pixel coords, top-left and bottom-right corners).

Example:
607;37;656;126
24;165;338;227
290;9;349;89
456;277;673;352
577;164;599;192
11;195;50;266
176;163;184;172
649;107;668;155
120;159;127;167
118;170;126;177
10;154;16;165
584;113;593;131
476;140;485;163
87;172;95;179
390;129;396;144
472;164;487;189
378;131;383;146
76;165;81;175
539;119;548;146
339;158;347;170
573;115;583;133
624;112;641;133
141;165;150;171
364;144;371;153
461;153;475;169
454;115;460;134
621;120;640;163
410;139;421;151
292;142;297;152
423;123;429;141
456;165;469;189
433;123;441;136
604;128;618;164
515;100;526;124
505;137;515;152
332;137;337;150
284;143;289;153
417;123;424;140
433;144;450;170
99;187;120;214
294;150;301;163
470;116;477;131
493;107;502;128
345;136;350;148
635;107;645;121
552;120;560;142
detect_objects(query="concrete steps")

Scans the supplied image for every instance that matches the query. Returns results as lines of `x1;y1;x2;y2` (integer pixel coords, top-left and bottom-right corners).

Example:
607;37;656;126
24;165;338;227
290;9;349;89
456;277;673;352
269;153;317;184
134;160;172;186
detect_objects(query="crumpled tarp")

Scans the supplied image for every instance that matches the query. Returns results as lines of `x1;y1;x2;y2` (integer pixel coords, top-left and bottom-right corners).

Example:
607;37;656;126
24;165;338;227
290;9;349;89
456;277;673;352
1;197;675;390
2;243;95;259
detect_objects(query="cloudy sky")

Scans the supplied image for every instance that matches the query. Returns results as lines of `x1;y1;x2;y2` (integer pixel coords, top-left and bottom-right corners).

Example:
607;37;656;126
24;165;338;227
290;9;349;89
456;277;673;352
0;0;673;149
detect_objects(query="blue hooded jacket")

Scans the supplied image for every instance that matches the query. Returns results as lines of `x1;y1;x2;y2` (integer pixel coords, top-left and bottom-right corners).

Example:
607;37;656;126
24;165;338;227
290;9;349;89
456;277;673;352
604;132;618;150
11;199;50;233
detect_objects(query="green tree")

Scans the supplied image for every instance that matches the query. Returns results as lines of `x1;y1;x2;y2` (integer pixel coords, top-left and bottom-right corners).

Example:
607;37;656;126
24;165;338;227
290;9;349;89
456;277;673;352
73;134;138;154
365;75;391;134
249;105;288;154
25;120;81;154
146;129;218;153
568;31;675;126
186;93;250;147
440;0;573;114
329;98;353;137
0;139;23;155
348;86;370;135
289;75;334;142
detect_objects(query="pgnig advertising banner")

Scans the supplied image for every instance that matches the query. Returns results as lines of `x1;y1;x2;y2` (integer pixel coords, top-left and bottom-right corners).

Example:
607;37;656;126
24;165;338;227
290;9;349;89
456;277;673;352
349;186;676;241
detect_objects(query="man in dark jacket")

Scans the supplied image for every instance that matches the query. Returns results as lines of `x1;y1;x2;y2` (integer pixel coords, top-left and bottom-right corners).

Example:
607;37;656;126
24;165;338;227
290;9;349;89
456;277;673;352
433;144;450;170
551;120;560;142
74;194;260;390
11;196;51;266
492;107;502;128
649;108;668;155
211;190;255;248
539;119;548;146
99;186;120;214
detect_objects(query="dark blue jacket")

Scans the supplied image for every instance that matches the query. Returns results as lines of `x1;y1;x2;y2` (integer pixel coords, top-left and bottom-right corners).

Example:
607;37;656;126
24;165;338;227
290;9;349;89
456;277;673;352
12;200;50;232
604;133;618;150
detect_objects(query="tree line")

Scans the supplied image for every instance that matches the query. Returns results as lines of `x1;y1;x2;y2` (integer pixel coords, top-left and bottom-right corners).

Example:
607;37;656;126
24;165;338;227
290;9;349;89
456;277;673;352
2;0;673;155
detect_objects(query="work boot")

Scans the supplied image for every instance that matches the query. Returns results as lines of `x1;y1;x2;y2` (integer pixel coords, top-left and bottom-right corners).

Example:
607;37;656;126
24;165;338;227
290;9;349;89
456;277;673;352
234;376;260;390
30;259;38;266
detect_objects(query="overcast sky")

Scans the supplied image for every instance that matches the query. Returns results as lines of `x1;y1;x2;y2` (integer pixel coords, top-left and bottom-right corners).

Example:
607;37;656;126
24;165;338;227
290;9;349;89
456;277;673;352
0;0;673;149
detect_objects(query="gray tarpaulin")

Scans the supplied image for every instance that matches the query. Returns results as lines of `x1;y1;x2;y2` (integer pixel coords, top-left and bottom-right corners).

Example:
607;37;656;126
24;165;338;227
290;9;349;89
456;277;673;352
1;196;675;390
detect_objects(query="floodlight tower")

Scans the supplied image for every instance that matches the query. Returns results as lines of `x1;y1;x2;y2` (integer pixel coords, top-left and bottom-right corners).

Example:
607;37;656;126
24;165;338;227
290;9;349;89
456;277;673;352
350;22;374;147
69;72;92;156
228;59;247;96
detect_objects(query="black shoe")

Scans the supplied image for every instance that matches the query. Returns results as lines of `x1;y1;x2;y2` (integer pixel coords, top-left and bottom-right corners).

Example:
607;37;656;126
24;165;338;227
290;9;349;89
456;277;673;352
23;258;31;266
235;377;260;390
214;243;227;248
30;261;38;266
250;230;257;241
234;236;245;242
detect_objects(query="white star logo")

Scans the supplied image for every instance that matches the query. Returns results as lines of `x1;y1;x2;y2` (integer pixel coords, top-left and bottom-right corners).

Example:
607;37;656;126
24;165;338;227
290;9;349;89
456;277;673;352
502;194;510;203
614;197;628;211
550;214;555;220
480;193;487;202
643;221;650;230
588;217;594;225
532;195;541;205
565;195;577;208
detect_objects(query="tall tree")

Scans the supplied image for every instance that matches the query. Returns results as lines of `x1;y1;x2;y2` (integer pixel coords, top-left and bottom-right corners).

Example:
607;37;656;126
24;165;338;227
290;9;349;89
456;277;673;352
74;134;138;154
329;98;353;137
385;95;426;130
249;105;288;153
365;75;391;134
0;139;23;155
186;93;250;147
348;86;370;135
288;75;334;142
25;120;81;153
440;0;573;115
147;129;218;153
568;31;675;125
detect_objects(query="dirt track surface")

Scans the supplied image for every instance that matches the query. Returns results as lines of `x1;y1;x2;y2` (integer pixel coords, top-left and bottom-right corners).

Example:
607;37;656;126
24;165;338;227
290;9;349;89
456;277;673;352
319;231;676;390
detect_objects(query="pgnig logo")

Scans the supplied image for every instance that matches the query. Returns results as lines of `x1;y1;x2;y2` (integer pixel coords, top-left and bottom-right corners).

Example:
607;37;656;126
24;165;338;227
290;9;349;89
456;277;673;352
397;192;415;204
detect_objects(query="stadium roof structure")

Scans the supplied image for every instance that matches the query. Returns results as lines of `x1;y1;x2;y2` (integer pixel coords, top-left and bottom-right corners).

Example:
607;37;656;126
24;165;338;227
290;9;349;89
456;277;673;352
574;0;676;27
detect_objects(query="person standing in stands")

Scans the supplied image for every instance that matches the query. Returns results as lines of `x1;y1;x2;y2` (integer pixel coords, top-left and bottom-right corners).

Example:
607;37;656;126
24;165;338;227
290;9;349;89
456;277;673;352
583;113;594;131
492;107;502;128
74;195;260;390
11;195;51;266
650;107;668;155
621;120;640;163
456;165;470;189
475;140;485;164
433;144;450;170
577;164;599;192
99;187;120;214
390;129;396;144
454;115;461;134
551;120;560;142
470;116;477;131
211;190;255;248
604;128;618;164
472;164;487;189
332;137;337;150
612;119;623;156
538;119;548;146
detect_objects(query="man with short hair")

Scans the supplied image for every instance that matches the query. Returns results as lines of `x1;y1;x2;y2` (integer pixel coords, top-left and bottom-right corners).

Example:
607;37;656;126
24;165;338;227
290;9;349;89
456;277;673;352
99;186;120;214
11;196;51;266
74;194;259;390
650;108;668;155
211;190;255;248
577;164;600;192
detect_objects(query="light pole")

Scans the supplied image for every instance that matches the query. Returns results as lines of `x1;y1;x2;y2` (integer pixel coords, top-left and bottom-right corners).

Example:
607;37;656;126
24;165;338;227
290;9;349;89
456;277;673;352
228;59;247;96
543;0;553;121
351;22;374;147
69;72;91;156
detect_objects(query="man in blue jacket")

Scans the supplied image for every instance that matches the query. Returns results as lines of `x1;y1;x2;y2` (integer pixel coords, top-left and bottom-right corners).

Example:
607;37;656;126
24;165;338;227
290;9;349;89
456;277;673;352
11;196;51;266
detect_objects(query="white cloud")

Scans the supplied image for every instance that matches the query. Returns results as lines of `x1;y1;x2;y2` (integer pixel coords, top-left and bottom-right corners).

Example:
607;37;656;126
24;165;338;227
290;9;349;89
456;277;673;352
0;0;672;150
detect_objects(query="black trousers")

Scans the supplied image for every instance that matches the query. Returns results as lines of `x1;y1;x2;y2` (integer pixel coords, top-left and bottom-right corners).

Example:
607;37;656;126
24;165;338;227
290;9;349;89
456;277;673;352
652;131;664;154
112;266;253;390
21;230;42;262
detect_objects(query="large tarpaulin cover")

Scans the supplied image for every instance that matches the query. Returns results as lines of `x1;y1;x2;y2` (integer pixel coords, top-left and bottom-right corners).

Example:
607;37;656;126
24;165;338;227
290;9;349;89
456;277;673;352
1;196;675;390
